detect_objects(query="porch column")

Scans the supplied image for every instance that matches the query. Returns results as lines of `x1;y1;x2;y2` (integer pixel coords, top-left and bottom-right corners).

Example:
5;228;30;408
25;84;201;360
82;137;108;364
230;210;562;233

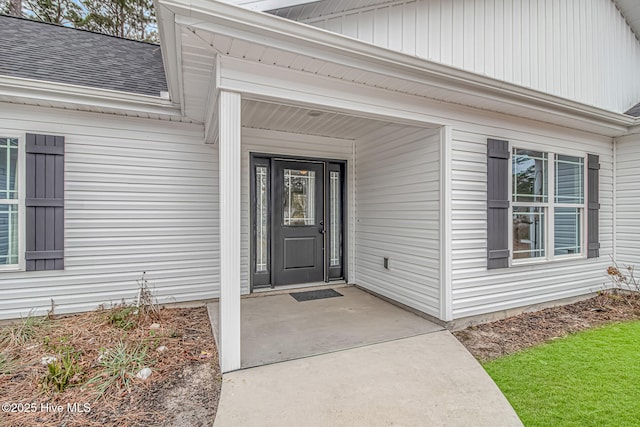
219;90;242;373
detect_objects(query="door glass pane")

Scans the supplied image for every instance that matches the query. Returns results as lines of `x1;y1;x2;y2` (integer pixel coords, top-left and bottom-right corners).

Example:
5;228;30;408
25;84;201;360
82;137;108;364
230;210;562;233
555;155;584;204
0;205;19;265
283;169;315;226
555;208;581;256
512;149;548;203
513;206;546;259
256;166;268;272
0;138;18;200
330;171;341;267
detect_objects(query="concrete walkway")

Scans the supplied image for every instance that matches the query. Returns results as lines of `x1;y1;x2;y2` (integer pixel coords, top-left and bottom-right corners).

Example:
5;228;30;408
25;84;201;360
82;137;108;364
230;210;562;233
210;287;522;426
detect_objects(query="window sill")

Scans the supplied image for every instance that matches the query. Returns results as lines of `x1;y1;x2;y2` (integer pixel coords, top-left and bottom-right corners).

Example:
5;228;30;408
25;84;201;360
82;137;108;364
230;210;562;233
0;265;23;273
511;254;587;267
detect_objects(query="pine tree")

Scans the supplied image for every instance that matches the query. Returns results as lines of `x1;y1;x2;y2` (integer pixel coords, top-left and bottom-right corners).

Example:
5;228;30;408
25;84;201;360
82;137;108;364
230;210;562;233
23;0;82;26
7;0;22;16
78;0;157;42
5;0;158;43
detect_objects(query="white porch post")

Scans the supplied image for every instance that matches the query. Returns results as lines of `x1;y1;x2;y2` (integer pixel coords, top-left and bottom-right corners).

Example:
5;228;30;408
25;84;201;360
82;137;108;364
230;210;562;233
218;90;242;373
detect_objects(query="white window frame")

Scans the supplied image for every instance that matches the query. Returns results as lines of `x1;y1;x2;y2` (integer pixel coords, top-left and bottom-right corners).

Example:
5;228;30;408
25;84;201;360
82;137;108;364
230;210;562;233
509;143;588;266
0;134;25;272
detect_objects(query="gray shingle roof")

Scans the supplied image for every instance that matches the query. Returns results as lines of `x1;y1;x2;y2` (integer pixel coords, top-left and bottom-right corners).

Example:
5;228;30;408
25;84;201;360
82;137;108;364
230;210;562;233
626;102;640;117
0;15;167;97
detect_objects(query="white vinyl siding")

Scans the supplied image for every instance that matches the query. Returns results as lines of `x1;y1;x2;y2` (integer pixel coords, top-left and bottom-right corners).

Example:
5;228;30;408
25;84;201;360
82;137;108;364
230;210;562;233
355;126;441;317
295;0;640;114
0;103;218;320
241;127;355;293
614;133;640;266
451;126;613;319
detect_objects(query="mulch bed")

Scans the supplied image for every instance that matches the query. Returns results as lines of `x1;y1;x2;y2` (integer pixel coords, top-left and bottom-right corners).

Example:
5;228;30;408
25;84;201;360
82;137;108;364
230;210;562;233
0;306;221;427
454;292;640;361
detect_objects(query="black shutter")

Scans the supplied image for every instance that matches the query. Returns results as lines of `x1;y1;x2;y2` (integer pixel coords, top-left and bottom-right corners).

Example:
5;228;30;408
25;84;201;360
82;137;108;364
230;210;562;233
487;139;510;269
587;154;600;259
25;133;64;271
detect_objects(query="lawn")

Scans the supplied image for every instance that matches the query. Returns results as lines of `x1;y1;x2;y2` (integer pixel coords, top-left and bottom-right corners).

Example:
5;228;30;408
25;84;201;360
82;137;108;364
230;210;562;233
483;320;640;427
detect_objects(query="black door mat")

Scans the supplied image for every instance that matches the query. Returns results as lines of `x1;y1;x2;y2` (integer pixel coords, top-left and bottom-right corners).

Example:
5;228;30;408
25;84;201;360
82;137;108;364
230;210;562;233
290;288;343;302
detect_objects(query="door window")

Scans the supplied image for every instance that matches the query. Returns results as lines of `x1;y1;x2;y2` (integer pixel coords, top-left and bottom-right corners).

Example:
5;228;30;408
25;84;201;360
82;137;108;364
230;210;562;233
283;169;316;226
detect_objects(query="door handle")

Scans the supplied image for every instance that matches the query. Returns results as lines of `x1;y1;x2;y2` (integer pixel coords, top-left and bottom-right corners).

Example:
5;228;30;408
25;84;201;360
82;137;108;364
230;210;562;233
320;229;326;234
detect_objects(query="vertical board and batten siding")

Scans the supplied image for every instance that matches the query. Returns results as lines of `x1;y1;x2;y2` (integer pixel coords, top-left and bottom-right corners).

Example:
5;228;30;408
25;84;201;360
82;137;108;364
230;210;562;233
614;133;640;266
0;104;218;320
297;0;640;114
450;126;613;318
354;126;441;317
240;127;355;293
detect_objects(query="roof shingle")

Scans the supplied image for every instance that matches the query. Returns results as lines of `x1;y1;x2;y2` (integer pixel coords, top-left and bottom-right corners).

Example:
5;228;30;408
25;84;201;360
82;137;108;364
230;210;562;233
0;15;167;97
626;102;640;117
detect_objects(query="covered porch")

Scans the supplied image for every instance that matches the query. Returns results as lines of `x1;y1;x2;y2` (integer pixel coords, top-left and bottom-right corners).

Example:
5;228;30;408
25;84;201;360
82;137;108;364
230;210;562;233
208;285;443;369
214;95;444;372
157;0;453;372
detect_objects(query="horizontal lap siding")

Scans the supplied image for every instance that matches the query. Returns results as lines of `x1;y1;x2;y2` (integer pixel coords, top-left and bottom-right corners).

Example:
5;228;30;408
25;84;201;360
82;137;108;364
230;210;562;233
303;0;640;114
615;134;640;266
0;104;217;320
355;126;440;317
241;128;355;293
450;127;613;318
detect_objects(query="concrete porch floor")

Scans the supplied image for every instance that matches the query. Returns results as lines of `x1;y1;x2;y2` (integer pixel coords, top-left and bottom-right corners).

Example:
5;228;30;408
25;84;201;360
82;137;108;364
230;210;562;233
207;285;444;368
208;285;522;426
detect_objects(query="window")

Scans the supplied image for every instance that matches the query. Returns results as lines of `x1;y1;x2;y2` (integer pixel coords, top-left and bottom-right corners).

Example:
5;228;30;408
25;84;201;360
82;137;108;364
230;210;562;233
511;148;585;262
0;137;19;267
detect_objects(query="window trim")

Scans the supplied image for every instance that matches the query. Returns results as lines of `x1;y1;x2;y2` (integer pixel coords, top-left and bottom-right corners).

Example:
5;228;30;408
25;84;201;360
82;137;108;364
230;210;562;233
509;143;588;266
0;134;25;272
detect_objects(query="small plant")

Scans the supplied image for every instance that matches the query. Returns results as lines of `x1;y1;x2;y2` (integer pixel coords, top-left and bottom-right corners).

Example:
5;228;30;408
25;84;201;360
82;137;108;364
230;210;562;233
0;352;19;375
606;259;640;307
105;273;161;330
42;349;83;393
88;341;150;398
107;304;138;330
0;313;48;348
136;272;161;322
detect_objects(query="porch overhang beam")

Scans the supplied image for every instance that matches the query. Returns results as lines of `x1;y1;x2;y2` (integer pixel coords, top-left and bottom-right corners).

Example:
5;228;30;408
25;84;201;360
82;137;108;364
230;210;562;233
218;90;242;373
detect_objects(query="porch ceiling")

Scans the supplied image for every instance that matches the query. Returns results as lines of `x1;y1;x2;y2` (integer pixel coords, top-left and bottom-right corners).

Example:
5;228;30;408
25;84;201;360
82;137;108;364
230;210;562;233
241;99;411;139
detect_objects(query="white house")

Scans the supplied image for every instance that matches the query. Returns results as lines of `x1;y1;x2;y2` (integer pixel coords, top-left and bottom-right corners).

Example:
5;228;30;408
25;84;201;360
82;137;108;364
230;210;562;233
2;0;640;372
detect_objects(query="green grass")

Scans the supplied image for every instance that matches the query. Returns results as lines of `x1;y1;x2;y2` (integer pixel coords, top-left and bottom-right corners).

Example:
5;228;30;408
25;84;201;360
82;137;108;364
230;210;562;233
483;321;640;427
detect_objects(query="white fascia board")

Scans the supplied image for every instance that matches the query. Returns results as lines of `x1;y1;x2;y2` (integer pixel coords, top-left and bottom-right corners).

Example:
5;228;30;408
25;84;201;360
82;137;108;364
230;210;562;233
0;75;182;117
154;0;183;111
626;123;640;135
159;0;636;134
221;0;318;12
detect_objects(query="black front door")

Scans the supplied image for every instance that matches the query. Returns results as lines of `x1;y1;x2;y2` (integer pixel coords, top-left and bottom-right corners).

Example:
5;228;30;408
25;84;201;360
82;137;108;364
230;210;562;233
272;160;325;285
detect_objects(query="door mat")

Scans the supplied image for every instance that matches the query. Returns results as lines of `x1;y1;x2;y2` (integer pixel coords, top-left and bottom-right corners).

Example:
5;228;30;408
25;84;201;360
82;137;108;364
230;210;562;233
289;289;343;302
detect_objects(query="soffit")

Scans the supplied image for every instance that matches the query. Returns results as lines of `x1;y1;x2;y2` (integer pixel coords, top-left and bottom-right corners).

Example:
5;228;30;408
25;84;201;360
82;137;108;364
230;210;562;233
241;99;407;139
614;0;640;40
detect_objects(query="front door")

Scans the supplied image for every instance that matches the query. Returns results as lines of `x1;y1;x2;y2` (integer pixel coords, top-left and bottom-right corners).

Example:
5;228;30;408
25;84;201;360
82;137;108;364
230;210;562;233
251;155;345;289
273;160;324;285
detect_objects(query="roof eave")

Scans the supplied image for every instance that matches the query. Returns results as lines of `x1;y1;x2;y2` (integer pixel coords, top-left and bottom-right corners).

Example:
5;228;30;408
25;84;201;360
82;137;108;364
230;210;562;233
155;0;185;115
0;75;182;118
159;0;637;135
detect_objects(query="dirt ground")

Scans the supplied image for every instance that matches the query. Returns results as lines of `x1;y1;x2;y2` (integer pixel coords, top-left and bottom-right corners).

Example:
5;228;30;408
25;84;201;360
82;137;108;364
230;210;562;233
0;306;221;427
454;292;640;361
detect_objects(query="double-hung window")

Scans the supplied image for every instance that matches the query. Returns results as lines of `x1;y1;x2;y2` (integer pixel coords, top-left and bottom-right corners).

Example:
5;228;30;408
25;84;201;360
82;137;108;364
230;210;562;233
0;137;20;268
511;148;585;262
